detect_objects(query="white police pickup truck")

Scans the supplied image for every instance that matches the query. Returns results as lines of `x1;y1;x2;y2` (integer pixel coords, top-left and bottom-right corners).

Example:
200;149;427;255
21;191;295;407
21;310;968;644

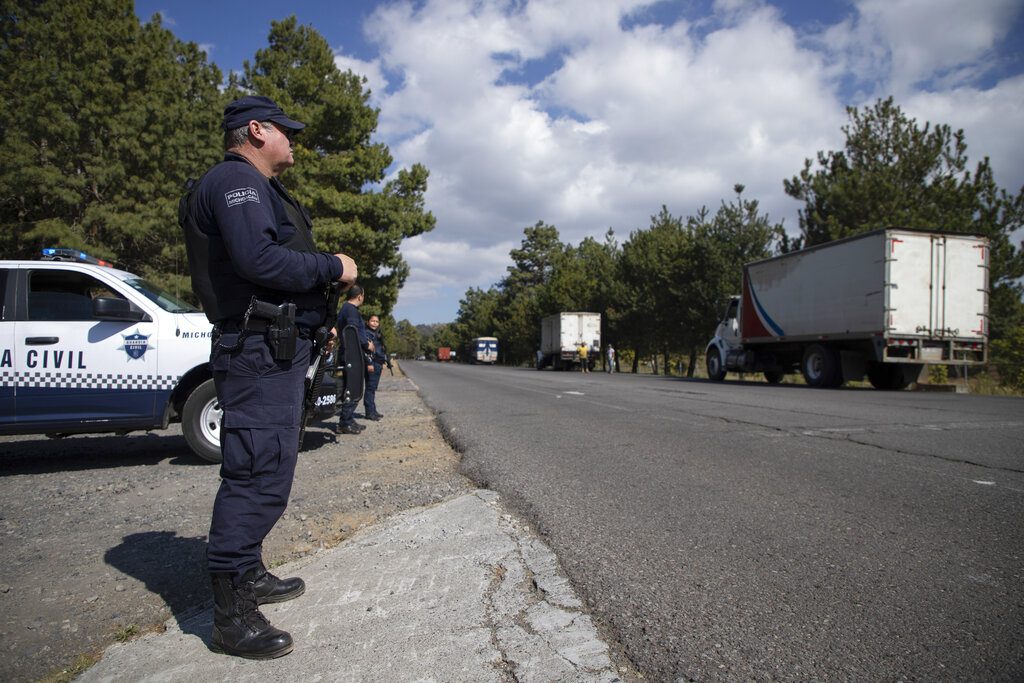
0;249;337;463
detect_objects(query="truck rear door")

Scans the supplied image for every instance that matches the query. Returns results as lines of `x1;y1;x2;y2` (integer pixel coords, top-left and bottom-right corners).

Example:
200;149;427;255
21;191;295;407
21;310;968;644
887;232;987;339
942;236;988;339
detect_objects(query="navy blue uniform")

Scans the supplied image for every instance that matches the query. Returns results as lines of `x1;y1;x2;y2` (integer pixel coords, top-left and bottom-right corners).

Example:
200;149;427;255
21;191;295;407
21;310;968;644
363;327;387;418
336;301;370;426
194;153;341;578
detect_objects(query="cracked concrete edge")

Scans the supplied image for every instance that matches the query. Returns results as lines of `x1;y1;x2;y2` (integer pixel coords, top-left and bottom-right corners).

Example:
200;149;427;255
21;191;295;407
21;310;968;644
472;489;630;683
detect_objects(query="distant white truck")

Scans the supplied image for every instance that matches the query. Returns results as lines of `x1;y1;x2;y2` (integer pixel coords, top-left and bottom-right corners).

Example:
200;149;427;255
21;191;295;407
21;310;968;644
705;228;989;389
538;312;601;371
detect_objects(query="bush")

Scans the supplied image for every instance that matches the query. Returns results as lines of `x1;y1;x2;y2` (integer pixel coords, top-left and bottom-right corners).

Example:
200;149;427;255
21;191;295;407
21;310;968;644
991;326;1024;390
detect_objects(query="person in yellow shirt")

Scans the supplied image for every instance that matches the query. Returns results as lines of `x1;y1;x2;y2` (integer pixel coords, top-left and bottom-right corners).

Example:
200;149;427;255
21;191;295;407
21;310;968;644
578;341;589;373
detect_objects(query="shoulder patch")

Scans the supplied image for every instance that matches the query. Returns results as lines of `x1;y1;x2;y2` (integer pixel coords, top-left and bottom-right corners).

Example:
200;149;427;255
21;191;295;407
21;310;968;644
225;187;260;207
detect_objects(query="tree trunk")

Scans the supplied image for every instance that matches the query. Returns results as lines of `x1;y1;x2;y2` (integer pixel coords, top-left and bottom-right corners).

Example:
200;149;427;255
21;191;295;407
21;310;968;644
687;348;697;377
663;348;672;376
631;352;639;374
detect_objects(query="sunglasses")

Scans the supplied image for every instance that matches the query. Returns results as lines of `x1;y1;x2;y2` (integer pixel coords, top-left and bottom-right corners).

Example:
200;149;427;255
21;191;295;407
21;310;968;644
262;121;295;142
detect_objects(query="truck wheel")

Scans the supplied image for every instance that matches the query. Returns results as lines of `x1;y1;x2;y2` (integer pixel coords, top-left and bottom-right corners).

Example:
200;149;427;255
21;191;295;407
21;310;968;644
182;379;222;464
706;348;727;381
801;344;839;388
867;363;913;390
764;369;784;384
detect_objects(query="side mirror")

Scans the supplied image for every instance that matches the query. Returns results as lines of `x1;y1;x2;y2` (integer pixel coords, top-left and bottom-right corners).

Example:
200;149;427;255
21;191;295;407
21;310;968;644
92;297;149;322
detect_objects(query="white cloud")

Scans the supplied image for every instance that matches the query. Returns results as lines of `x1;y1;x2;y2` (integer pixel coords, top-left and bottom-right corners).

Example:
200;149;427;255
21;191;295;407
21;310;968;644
343;0;1024;323
903;75;1024;190
853;0;1021;92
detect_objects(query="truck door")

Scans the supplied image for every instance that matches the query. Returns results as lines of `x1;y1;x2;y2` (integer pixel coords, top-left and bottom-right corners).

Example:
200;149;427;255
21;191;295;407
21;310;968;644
888;233;987;339
13;267;159;428
0;268;14;425
941;236;988;339
887;233;935;336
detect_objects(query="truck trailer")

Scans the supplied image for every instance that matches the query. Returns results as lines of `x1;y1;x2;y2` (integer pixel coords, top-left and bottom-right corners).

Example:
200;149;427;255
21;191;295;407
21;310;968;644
705;228;988;389
538;312;601;370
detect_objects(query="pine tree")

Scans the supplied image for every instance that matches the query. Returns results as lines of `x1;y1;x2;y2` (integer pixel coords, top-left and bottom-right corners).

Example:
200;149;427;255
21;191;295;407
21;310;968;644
231;17;435;316
0;0;224;296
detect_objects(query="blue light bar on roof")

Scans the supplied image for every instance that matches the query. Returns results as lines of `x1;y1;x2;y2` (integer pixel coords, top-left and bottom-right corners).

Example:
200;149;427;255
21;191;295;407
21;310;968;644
40;248;114;267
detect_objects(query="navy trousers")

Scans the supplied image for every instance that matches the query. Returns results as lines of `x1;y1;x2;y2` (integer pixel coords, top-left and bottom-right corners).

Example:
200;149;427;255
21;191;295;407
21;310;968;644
207;332;310;577
363;360;382;416
339;398;357;425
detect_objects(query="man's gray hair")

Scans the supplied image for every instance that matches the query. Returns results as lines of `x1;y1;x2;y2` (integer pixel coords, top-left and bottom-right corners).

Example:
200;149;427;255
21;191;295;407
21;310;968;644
223;121;274;150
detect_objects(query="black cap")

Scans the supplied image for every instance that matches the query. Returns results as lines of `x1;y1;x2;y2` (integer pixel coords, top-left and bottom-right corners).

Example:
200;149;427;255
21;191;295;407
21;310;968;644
222;96;306;131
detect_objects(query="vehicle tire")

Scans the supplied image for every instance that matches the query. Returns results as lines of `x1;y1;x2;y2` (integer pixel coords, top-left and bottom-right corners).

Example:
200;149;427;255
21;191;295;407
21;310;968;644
182;379;222;464
764;369;784;384
867;362;913;390
801;344;839;388
706;347;727;381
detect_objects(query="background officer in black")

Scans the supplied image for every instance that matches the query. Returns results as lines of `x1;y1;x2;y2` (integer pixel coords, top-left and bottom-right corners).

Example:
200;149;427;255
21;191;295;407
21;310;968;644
362;314;389;421
181;95;357;659
335;285;373;434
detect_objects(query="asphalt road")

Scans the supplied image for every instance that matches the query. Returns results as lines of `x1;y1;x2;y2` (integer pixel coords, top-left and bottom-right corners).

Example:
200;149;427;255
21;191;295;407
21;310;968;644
402;361;1024;682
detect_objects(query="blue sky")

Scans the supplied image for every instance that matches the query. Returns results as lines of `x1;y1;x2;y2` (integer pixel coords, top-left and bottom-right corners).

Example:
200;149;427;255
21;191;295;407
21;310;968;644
137;0;1024;325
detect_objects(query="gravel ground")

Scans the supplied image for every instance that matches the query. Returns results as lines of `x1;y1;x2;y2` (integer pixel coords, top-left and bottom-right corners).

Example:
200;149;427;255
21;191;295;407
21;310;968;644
0;364;469;682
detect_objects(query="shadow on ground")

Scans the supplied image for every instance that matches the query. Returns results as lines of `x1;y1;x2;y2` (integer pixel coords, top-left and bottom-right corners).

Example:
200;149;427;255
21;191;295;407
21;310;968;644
105;531;211;640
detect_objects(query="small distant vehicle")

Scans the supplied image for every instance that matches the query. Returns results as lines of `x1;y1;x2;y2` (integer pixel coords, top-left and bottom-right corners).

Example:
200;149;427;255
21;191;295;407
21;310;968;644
704;228;989;389
437;347;452;362
538;312;600;371
470;336;498;364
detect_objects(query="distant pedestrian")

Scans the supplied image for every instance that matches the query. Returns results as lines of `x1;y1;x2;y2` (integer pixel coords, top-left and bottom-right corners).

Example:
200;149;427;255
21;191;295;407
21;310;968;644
606;344;615;373
578;341;589;373
362;314;388;421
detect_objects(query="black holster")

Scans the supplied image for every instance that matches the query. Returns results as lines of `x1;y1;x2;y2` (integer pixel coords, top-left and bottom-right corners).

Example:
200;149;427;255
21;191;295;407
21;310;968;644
246;298;297;361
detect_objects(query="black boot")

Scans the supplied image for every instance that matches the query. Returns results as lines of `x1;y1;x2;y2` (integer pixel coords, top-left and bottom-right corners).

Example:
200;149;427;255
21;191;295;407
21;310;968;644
210;572;293;659
249;565;305;605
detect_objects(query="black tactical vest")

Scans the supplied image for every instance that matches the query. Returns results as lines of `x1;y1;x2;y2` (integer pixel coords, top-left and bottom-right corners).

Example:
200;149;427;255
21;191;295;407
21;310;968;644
179;158;321;323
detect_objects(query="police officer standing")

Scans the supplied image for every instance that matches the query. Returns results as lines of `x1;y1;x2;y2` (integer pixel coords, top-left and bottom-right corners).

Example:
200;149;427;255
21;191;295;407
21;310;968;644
335;285;373;434
180;95;357;659
363;314;389;420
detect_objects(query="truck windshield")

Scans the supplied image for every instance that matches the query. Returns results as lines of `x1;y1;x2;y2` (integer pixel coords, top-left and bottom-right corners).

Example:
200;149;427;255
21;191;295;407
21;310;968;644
122;278;200;313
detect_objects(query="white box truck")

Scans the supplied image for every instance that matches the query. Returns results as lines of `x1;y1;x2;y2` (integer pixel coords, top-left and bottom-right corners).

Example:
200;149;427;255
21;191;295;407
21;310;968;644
538;312;601;370
705;228;988;389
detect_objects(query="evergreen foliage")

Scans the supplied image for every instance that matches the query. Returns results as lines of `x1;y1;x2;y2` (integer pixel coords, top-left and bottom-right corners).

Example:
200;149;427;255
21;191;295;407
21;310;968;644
229;17;435;316
0;0;224;296
1;7;432;318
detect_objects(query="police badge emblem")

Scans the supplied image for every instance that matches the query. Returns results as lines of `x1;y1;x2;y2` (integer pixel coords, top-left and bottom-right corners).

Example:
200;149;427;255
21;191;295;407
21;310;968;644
120;330;152;360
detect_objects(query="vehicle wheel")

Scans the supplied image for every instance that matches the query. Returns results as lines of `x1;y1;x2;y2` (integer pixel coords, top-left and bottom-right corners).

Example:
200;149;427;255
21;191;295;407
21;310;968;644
182;379;222;463
764;369;784;384
706;348;727;381
801;344;839;388
867;363;913;390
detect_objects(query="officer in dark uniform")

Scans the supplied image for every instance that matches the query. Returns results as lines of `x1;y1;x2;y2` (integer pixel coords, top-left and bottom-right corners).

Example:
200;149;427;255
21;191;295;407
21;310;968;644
335;285;373;434
362;314;389;420
180;95;357;659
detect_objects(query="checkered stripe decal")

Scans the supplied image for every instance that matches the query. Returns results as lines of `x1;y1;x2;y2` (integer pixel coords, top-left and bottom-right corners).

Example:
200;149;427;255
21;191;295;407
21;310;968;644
0;370;179;391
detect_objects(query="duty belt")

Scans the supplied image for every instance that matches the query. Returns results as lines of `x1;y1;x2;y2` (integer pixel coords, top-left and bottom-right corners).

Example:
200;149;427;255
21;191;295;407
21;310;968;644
216;318;313;339
216;318;269;334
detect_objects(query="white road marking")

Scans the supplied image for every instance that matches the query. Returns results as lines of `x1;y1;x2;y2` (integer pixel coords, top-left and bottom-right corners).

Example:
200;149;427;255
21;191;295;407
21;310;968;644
973;480;996;486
